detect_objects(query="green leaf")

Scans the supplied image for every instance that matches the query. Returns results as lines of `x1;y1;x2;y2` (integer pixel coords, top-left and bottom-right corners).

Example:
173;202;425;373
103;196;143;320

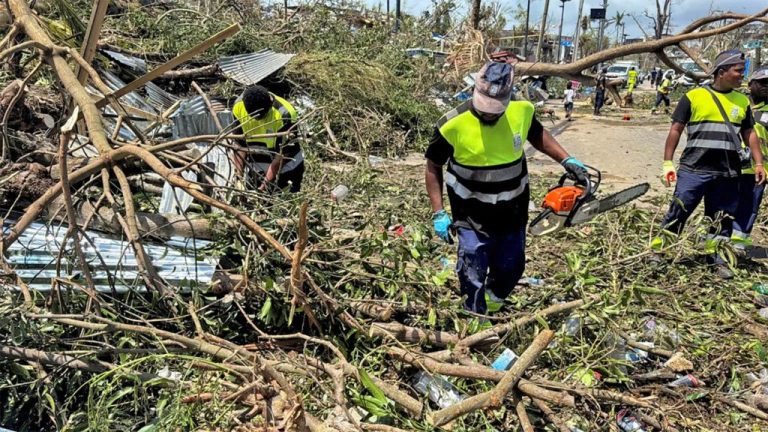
427;308;437;327
409;247;421;259
107;387;135;407
358;369;387;404
259;297;273;321
685;392;707;401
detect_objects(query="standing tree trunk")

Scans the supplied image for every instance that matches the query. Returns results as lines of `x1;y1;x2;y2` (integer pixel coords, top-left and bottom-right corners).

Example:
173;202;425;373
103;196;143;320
536;0;551;61
470;0;481;29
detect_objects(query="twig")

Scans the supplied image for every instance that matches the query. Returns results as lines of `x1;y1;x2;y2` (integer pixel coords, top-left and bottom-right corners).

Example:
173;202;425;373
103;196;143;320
530;397;570;432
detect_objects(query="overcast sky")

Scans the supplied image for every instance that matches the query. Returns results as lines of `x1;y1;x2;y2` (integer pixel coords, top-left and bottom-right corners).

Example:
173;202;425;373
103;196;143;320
383;0;766;40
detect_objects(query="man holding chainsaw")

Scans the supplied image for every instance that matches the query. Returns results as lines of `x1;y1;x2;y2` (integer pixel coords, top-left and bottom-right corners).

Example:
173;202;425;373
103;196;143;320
653;50;765;279
425;61;589;314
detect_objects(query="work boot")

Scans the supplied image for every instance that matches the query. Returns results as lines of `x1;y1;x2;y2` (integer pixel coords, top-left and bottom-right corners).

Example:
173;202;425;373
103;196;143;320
714;264;734;280
485;290;505;313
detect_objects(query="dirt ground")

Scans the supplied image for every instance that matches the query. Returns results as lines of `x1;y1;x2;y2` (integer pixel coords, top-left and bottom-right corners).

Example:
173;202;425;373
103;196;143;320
528;86;676;198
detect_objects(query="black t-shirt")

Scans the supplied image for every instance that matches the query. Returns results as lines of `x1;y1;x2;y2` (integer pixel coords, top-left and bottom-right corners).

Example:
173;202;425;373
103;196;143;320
672;90;755;177
425;115;544;234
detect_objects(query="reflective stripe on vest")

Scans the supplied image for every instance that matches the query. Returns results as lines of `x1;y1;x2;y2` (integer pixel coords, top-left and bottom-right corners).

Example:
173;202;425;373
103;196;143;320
743;103;768;174
437;100;532;205
684;87;750;151
249;150;304;174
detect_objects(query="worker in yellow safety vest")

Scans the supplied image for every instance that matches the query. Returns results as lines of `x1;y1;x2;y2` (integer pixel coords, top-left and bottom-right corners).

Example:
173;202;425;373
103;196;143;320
651;75;674;114
232;85;303;192
425;61;590;315
733;65;768;249
652;50;766;279
627;67;638;94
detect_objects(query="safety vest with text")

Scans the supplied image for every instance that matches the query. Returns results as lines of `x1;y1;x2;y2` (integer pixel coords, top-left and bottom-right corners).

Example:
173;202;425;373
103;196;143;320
232;94;302;174
437;100;532;231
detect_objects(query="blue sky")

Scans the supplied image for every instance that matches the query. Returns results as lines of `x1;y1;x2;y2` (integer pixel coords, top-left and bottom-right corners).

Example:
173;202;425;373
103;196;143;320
369;0;766;40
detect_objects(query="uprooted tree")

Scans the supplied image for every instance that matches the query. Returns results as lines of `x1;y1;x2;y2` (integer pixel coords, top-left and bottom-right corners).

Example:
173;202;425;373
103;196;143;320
1;0;768;430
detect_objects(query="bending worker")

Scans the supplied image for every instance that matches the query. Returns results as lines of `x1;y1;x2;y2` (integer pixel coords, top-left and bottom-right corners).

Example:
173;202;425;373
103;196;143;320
653;50;765;279
425;61;589;314
232;85;304;192
733;66;768;249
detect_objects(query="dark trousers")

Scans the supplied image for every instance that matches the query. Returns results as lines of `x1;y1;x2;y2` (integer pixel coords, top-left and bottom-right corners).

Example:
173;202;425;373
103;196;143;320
250;162;305;193
654;92;670;108
456;227;525;314
594;91;605;114
733;174;766;239
661;169;739;262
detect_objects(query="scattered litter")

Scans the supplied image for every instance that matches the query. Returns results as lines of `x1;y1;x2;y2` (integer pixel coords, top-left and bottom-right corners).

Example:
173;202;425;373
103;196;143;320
523;276;545;286
412;371;465;409
667;374;703;388
490;348;519;371
367;155;385;166
157;366;182;381
616;408;647;432
331;185;350;202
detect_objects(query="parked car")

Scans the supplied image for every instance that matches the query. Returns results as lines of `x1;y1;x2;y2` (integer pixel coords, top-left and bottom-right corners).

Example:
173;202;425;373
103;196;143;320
605;64;631;87
663;69;698;87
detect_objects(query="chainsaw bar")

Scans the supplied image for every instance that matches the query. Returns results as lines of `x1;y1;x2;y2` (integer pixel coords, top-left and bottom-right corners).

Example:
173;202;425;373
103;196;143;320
569;182;650;225
529;182;649;236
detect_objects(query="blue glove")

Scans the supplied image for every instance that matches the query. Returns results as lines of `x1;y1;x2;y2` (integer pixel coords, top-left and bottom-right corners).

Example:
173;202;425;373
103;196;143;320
432;209;453;243
561;156;588;184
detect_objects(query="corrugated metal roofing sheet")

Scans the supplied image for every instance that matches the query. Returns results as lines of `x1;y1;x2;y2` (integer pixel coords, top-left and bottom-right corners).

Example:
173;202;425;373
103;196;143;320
219;49;295;86
101;49;148;73
159;96;236;214
145;81;180;111
3;219;217;292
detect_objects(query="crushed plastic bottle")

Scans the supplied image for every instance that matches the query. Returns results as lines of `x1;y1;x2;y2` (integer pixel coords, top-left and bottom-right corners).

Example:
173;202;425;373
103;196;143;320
641;318;680;348
564;315;582;337
616;408;647;432
605;333;628;374
368;155;385;166
668;374;703;388
331;185;349;202
412;371;465;409
491;348;519;371
523;277;545;286
625;344;653;363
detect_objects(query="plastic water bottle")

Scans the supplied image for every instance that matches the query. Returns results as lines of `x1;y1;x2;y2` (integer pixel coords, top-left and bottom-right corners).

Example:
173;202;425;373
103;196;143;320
331;185;349;202
412;371;465;409
616;409;647;432
491;348;519;371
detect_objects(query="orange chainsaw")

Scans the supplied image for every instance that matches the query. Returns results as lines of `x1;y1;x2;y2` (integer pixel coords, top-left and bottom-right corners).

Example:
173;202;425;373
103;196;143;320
529;166;649;236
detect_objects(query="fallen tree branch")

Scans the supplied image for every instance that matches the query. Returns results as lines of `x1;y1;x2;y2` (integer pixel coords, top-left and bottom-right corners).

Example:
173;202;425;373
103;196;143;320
428;330;554;426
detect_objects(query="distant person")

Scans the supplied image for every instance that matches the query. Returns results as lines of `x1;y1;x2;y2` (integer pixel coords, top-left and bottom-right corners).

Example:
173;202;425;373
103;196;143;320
232;85;303;192
733;66;768;249
563;81;575;121
651;50;765;279
651;74;674;115
594;68;607;115
655;68;664;88
650;68;658;88
627;66;638;94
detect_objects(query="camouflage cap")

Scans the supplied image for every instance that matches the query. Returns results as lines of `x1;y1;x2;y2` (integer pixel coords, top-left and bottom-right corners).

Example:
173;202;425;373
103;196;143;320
472;61;514;114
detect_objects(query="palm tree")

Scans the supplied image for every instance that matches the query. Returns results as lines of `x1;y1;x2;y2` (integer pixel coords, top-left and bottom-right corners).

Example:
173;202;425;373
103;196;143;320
614;11;625;46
